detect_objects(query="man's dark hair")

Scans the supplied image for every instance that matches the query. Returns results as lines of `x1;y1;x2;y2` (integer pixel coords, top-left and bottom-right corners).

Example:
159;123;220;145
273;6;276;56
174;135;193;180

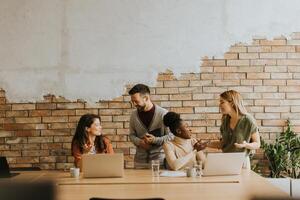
128;84;150;95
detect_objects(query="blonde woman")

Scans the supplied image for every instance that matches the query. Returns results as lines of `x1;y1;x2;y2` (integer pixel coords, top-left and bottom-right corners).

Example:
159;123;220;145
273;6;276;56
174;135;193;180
208;90;260;169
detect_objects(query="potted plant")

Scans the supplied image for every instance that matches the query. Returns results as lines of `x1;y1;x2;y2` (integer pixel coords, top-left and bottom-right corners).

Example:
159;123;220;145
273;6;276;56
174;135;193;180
260;120;300;197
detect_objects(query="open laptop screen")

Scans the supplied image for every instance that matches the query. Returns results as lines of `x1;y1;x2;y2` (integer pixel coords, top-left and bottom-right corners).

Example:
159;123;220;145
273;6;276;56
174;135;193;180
0;157;19;178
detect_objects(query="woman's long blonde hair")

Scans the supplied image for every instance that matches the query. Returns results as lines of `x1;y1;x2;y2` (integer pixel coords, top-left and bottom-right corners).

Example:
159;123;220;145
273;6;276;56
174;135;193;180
220;90;248;120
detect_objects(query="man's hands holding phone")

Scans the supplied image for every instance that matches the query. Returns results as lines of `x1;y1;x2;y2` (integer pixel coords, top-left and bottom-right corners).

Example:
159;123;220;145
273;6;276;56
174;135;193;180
139;133;155;150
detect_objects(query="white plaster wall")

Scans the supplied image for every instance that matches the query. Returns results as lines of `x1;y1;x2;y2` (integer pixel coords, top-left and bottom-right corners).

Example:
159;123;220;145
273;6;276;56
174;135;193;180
1;0;300;102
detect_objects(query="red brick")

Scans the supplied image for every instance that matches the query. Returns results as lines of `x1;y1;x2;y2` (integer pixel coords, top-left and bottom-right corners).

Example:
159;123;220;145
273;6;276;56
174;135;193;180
214;80;240;86
16;157;39;164
277;59;300;65
286;93;300;99
254;86;278;92
183;101;205;107
100;116;112;122
248;46;271;53
29;110;51;117
0;98;6;104
14;117;41;123
164;80;189;87
224;53;238;59
53;136;72;142
223;73;246;80
10;143;40;150
203;87;226;93
157;73;175;81
100;109;122;115
170;107;194;114
260;39;286;45
195;107;219;113
201;73;223;80
52;110;75;116
241;80;262;85
250;59;276;66
287;40;300;45
237;66;264;72
255;113;280;119
247;73;270;79
102;129;116;134
265;106;290;113
279;86;300;92
246;106;264;113
239;53;259;59
281;113;300;119
263;120;286;126
229;46;247;53
227;60;249;66
156;88;179;94
170;94;192;101
6;110;28;117
255;100;280;106
262;93;285;99
179;73;200;80
22;150;49;156
263;80;286;86
116;129;129;135
36;103;56;110
85;102;108;109
28;136;53;143
15;130;40;137
287;80;300;85
190;80;212;86
5;137;27;144
113;115;130;122
41;129;70;136
43;116;68;123
12;104;35;110
109;102;131;109
192;120;215;126
0;104;11;110
102;122;123;129
281;100;300;106
179;87;200;93
0;144;10;150
272;46;295;52
41;143;62;150
291;106;300;112
74;109;98;116
2;150;21;156
260;53;286;59
40;156;56;163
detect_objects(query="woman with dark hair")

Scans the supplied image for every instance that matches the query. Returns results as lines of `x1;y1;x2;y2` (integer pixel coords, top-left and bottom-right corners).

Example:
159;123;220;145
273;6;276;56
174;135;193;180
71;114;114;168
163;112;206;171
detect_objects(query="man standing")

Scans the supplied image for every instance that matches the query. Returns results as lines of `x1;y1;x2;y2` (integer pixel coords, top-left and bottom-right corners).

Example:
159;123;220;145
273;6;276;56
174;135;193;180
128;84;173;168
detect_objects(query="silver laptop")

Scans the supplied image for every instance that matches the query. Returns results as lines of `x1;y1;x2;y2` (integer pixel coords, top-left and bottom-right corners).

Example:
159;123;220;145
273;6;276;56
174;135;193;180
82;153;124;178
202;152;246;176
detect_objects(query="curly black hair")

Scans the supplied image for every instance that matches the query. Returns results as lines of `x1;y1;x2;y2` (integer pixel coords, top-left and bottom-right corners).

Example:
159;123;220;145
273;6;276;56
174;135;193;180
163;112;182;135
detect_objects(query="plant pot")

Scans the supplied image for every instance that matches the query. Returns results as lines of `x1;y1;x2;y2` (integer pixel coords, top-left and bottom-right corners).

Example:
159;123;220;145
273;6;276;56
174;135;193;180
266;178;290;196
291;178;300;198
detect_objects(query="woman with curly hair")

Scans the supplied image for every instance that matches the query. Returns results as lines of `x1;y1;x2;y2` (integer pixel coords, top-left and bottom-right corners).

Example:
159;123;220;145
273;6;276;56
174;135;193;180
163;112;206;171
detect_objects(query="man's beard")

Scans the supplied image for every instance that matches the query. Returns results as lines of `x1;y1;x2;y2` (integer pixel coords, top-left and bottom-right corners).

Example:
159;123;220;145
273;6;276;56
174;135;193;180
136;104;146;112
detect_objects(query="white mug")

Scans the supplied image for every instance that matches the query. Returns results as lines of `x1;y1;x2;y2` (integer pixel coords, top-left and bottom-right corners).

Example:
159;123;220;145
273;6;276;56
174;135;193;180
70;167;80;178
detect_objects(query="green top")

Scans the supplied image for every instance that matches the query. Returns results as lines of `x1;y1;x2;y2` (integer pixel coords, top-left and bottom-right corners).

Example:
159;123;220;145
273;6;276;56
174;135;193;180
220;114;258;153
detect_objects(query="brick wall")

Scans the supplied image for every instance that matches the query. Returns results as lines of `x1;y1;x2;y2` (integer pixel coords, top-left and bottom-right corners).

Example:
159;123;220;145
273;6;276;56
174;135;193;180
1;34;300;170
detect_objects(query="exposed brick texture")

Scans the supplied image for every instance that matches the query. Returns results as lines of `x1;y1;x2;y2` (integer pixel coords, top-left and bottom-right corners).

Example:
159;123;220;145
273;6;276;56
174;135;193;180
1;35;300;172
